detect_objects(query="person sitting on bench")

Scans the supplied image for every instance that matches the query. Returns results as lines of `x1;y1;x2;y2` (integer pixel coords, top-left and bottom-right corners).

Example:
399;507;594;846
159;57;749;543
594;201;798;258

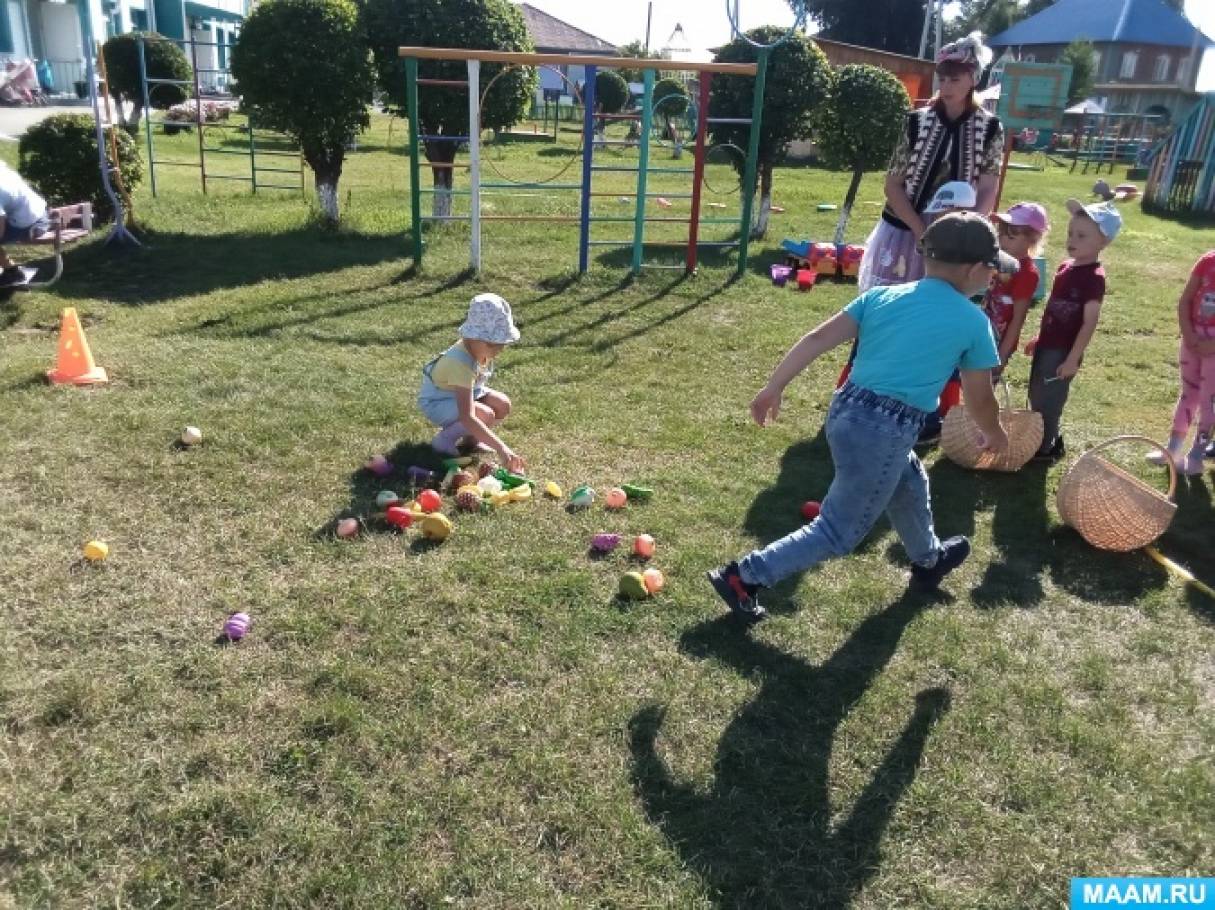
0;160;50;287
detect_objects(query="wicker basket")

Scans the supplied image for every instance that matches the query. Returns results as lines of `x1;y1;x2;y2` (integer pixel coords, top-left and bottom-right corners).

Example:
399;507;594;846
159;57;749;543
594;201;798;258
1056;436;1178;552
940;379;1044;472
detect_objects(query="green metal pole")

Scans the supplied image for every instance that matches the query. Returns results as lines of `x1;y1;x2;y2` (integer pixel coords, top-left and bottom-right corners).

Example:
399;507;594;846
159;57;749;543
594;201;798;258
632;67;655;277
737;47;769;277
248;117;258;193
405;57;423;267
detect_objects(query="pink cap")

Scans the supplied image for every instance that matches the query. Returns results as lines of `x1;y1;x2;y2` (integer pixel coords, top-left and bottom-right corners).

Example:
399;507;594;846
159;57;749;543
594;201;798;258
992;202;1049;234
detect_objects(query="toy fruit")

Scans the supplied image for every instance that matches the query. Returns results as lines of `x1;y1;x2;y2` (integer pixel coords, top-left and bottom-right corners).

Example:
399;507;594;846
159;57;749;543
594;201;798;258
494;468;533;490
336;518;360;539
621;483;653;501
591;532;622;553
366;455;393;477
633;534;656;559
421;513;453;541
451;470;475;491
477;461;497;479
642;567;665;594
456;484;481;499
407;465;437;487
490;490;512;508
385;505;413;529
222;612;251;641
456;489;482;512
477;475;503;495
569;485;595;508
619;571;649;600
181;425;203;446
375;490;400;509
417;489;443;513
83;540;109;562
801;500;821;521
604;487;628;510
544;481;563;499
508;484;532;502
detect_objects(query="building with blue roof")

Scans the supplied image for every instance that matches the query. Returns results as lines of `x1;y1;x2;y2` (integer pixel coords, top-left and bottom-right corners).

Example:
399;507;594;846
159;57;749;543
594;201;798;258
990;0;1213;124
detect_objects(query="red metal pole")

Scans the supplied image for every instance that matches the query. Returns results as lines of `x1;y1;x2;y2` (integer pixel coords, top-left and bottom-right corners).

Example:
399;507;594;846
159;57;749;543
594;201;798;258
687;73;711;274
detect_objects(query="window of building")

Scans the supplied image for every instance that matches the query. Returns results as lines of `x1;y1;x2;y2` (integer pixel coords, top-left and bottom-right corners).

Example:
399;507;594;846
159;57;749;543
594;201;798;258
1177;55;1193;85
1154;54;1170;81
131;9;148;31
1120;50;1138;79
1091;49;1102;77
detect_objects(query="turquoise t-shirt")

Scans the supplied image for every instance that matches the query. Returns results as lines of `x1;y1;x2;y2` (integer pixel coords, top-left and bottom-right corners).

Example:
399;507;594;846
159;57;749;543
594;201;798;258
843;277;1000;413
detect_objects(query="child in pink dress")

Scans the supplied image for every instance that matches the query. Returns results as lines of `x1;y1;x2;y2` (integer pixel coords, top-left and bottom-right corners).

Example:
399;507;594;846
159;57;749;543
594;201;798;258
1150;250;1215;475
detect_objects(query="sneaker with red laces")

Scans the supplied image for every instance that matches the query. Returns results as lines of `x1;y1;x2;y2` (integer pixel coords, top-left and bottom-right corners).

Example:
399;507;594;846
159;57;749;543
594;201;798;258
707;561;767;623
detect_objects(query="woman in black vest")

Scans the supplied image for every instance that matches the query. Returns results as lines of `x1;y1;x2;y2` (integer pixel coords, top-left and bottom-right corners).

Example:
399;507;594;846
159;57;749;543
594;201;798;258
857;32;1005;292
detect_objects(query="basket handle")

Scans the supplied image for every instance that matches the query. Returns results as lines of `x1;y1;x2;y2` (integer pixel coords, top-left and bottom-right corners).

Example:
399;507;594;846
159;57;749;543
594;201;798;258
1083;435;1178;501
997;376;1013;412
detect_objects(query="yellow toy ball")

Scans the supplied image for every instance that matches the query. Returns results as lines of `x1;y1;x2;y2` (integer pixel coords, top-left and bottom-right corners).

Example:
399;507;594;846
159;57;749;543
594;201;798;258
83;540;109;562
421;513;453;541
544;481;563;499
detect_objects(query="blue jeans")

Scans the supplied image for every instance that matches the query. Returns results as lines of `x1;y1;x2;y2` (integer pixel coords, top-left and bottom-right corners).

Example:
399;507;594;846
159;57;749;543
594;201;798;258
739;383;942;588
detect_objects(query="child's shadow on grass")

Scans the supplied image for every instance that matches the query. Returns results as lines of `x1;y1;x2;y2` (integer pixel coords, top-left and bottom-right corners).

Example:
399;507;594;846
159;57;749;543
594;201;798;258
741;428;899;615
630;592;949;909
925;456;1169;609
1164;476;1215;624
315;440;449;539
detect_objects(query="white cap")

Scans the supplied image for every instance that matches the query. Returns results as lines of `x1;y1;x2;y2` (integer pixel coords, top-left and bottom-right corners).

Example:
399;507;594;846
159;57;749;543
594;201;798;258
924;180;978;214
1065;198;1122;241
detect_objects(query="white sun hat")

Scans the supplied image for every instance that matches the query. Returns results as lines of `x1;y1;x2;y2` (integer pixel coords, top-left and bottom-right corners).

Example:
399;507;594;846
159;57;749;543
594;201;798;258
459;293;520;344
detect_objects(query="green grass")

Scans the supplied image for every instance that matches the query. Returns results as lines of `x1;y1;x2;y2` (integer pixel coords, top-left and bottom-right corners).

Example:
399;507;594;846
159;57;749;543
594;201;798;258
1;113;1213;908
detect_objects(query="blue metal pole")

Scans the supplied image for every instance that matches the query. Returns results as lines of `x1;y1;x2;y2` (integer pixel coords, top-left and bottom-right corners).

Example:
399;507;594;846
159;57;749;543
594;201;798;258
578;65;597;274
632;67;654;276
137;35;156;197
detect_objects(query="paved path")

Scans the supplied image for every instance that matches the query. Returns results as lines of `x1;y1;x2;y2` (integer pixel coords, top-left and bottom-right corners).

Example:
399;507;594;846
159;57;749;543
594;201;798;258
0;103;93;141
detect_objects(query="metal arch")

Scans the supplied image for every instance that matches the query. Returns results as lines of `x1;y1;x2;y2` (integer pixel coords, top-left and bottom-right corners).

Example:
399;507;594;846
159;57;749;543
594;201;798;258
724;0;809;49
479;64;585;186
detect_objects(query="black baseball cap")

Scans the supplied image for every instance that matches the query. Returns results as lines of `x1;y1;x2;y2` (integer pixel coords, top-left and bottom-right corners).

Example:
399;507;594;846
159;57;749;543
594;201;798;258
921;212;1019;275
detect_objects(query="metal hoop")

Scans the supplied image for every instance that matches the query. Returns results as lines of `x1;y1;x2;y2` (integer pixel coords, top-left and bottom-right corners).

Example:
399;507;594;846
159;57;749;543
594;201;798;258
649;93;697;148
480;64;584;186
702;142;745;195
724;0;809;48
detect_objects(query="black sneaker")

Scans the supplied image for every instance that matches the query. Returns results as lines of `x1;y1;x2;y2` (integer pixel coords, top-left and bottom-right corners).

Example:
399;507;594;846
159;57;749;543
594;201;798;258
707;561;767;623
0;267;27;288
916;417;942;447
910;536;971;590
1032;435;1065;462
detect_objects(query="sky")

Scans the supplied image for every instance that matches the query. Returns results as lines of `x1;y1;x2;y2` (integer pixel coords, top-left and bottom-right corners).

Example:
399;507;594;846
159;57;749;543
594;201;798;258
515;0;1215;91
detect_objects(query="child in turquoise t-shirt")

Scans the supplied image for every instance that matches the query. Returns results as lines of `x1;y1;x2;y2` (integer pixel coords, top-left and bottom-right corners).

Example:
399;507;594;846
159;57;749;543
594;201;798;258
709;213;1013;623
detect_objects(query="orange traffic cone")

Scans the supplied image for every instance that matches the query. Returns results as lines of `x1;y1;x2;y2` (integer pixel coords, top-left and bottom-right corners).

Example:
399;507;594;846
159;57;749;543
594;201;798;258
46;307;108;385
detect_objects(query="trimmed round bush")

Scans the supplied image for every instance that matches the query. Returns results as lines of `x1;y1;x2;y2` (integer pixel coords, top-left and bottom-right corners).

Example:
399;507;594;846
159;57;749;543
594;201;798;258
596;70;630;114
102;32;192;131
18;114;143;219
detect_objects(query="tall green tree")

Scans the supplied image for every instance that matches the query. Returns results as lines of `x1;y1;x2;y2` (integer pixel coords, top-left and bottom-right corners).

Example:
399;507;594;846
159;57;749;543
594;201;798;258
615;40;666;83
1059;38;1097;104
363;0;536;217
711;28;831;238
814;65;909;243
231;0;373;224
596;70;630;115
802;0;929;57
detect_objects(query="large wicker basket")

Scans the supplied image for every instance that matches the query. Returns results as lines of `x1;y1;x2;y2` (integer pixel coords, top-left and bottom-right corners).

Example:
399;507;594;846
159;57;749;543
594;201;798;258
941;380;1044;472
1056;436;1178;552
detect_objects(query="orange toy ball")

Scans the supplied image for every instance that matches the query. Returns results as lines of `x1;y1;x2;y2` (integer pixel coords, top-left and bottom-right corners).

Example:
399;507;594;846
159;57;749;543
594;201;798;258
642;567;665;593
633;534;656;558
385;506;413;529
418;489;443;513
604;487;628;510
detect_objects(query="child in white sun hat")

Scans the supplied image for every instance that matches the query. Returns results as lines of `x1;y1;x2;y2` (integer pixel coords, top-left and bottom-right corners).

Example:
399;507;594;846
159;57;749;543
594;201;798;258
418;293;526;472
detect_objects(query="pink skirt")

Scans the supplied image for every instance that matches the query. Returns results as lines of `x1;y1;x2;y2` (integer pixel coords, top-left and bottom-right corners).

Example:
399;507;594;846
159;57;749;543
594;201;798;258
857;219;924;293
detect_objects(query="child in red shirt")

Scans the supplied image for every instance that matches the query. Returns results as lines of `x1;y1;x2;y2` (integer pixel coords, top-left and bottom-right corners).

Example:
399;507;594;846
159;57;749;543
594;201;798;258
1151;250;1215;474
984;202;1047;370
1026;199;1121;460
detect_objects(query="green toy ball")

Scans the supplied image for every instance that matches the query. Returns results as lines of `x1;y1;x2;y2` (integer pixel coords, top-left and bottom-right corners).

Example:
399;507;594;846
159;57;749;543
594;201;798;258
375;490;400;509
619;571;650;600
569;485;595;509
